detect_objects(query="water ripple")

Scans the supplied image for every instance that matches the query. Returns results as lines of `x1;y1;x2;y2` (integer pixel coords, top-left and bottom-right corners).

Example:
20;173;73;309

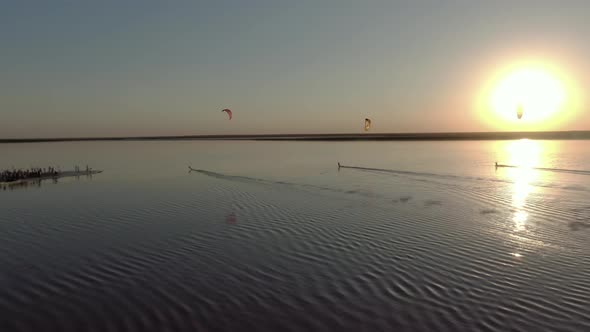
0;168;588;331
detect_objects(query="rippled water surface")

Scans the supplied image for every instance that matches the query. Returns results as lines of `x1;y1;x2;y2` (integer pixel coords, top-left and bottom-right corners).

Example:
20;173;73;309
1;140;589;331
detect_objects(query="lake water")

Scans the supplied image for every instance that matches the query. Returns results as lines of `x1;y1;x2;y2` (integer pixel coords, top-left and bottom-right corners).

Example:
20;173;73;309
1;140;589;331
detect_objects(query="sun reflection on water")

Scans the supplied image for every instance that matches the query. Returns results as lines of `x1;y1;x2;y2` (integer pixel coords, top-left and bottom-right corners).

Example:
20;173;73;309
496;139;555;259
505;139;541;233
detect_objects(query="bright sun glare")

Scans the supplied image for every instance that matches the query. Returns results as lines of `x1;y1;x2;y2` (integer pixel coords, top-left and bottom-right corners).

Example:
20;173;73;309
479;61;580;130
491;67;565;123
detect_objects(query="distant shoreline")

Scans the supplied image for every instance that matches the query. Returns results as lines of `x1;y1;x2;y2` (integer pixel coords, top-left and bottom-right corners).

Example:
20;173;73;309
2;131;590;143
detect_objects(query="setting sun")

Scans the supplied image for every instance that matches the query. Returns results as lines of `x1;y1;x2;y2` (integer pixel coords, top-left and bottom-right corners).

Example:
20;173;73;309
478;60;581;131
491;67;564;123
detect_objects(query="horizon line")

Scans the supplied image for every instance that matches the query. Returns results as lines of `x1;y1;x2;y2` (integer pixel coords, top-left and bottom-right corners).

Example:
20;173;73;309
2;130;590;143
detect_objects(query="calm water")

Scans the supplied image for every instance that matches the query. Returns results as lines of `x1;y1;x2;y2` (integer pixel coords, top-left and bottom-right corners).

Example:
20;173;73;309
1;140;589;332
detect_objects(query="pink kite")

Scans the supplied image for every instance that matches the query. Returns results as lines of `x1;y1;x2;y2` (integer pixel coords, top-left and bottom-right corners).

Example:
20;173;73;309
222;109;233;120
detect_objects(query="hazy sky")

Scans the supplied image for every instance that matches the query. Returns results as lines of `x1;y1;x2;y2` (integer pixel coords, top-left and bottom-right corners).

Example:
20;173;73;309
1;0;589;138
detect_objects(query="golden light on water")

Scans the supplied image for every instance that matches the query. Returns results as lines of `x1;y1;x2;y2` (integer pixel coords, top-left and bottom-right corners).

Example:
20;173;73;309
504;139;541;233
506;138;541;168
496;139;559;258
498;139;547;258
477;59;581;131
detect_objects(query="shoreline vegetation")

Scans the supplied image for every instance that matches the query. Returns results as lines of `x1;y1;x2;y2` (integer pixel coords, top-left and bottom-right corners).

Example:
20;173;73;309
1;130;590;143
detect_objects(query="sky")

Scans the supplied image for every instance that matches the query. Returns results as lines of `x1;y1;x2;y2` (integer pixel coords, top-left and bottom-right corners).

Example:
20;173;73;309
1;0;589;138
